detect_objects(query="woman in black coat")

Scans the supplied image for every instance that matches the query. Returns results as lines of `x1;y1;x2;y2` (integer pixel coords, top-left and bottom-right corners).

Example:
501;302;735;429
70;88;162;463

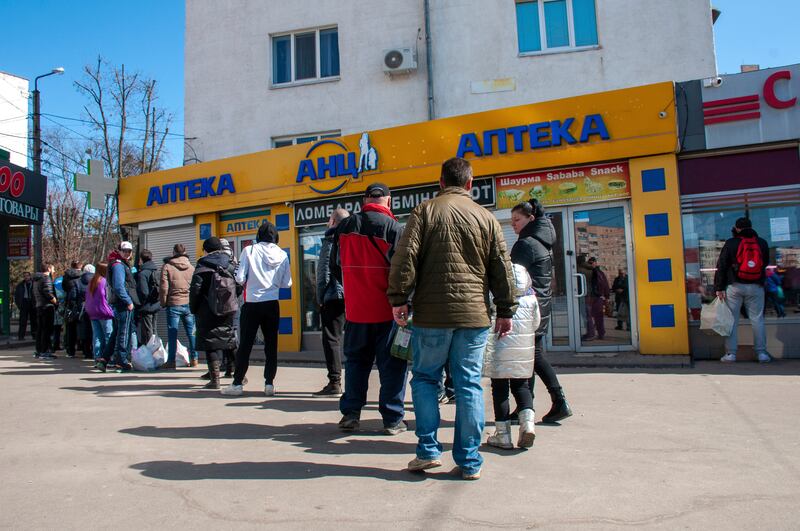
190;237;240;389
509;199;573;424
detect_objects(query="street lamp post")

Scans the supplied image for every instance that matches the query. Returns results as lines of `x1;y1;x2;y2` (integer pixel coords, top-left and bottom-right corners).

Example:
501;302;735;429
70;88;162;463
32;67;64;272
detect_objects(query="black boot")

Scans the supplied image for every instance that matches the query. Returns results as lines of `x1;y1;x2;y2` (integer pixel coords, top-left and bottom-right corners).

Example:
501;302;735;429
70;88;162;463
542;387;572;423
223;351;234;378
203;360;221;389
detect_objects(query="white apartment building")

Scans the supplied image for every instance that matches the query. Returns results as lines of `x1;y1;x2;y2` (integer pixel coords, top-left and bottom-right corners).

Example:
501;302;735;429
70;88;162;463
185;0;718;163
0;71;30;167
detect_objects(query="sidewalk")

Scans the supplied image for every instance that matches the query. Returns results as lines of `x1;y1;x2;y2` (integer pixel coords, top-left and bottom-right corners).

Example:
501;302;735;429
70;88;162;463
1;348;799;529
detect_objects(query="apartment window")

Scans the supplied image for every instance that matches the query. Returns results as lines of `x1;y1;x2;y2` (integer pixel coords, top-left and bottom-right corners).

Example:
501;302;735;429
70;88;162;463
272;131;341;149
272;27;340;85
515;0;598;54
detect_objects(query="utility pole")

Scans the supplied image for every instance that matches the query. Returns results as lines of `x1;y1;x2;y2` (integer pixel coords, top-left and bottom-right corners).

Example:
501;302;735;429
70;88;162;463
32;88;42;272
31;67;64;272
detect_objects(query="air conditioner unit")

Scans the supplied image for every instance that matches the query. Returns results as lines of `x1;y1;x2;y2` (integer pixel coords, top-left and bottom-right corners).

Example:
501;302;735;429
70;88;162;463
382;47;417;74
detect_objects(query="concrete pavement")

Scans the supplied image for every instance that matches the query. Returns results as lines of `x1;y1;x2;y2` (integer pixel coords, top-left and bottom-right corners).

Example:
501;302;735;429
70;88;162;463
1;348;799;529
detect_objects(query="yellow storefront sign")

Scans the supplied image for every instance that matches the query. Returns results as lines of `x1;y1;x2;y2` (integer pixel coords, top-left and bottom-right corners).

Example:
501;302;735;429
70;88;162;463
495;161;631;209
119;82;677;225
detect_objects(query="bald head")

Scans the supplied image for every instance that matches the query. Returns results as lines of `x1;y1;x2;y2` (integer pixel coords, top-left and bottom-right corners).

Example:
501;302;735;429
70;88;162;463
328;208;351;228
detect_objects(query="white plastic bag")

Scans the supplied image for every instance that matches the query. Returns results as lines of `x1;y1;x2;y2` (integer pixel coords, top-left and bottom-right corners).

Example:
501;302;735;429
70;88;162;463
146;334;162;353
131;344;157;372
700;298;735;337
175;340;190;367
149;337;167;367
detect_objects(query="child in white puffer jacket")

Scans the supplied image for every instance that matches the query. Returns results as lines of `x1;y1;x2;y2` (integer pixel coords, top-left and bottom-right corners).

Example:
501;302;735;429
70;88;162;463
482;263;540;449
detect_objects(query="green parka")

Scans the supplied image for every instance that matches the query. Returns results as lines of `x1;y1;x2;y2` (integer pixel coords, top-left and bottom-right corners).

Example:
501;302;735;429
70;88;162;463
387;186;516;328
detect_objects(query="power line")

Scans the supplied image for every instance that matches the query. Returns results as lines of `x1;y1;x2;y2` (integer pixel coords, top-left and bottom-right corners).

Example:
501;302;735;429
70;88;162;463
0;131;32;140
1;136;88;171
43;115;94;141
0;144;29;159
41;139;87;168
0;92;27;113
42;112;184;137
0;113;30;123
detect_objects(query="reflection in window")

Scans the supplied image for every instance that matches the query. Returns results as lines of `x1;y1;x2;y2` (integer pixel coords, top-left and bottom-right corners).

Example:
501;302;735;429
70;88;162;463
683;199;800;321
300;229;325;332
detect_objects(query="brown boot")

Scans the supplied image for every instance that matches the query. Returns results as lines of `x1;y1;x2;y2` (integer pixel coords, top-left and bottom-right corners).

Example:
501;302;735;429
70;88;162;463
203;359;221;390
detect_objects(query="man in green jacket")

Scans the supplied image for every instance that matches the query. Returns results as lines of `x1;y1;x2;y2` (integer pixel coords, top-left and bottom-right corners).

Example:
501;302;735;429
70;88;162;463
388;157;516;480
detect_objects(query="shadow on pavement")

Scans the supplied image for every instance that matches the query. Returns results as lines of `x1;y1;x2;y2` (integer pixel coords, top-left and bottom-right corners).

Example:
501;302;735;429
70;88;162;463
223;398;420;416
79;375;194;383
130;459;459;482
550;360;800;376
61;383;217;399
224;398;341;413
120;422;438;456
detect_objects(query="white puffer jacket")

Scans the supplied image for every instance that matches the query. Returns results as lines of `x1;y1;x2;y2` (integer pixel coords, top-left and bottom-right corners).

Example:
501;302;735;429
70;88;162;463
482;264;540;379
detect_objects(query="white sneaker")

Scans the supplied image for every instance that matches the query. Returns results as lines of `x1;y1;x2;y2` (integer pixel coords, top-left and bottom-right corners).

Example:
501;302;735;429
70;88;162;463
720;353;736;363
220;384;243;396
264;384;275;397
757;353;772;363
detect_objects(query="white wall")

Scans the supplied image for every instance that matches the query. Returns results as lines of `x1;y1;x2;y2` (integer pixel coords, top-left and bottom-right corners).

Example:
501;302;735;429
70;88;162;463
185;0;429;162
185;0;717;164
430;0;718;118
0;72;30;167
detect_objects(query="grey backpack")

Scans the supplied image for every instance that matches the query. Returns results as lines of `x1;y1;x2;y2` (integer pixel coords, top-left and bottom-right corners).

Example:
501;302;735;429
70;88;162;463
201;265;237;316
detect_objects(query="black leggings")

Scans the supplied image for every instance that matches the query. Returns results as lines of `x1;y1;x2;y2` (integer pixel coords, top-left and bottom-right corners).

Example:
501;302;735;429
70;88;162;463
491;378;533;421
233;300;279;386
530;335;562;402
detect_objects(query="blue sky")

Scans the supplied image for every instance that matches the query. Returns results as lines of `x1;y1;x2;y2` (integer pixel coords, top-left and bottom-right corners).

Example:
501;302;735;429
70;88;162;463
713;0;800;73
1;0;185;169
1;0;798;173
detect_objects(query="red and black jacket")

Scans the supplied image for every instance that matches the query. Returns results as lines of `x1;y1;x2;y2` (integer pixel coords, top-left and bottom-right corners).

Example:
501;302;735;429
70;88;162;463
331;203;403;323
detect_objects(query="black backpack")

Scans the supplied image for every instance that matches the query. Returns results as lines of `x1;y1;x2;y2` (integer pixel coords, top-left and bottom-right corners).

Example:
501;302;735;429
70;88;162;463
146;269;160;304
199;265;237;316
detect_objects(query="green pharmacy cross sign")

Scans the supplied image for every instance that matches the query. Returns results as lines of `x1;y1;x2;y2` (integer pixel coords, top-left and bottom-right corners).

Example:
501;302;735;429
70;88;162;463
74;159;117;210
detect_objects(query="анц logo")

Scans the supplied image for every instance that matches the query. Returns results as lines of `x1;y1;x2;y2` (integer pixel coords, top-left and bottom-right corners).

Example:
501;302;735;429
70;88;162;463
296;133;379;194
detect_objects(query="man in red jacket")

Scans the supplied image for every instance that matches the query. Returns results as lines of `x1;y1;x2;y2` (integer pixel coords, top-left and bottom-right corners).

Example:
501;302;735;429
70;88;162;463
330;183;408;435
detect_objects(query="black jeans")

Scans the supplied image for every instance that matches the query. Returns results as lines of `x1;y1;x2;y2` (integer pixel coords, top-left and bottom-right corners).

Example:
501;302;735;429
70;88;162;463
52;324;63;351
339;321;408;426
491;378;533;421
18;303;35;340
320;300;345;383
36;306;55;354
139;312;157;345
233;300;280;386
530;335;562;404
65;320;79;356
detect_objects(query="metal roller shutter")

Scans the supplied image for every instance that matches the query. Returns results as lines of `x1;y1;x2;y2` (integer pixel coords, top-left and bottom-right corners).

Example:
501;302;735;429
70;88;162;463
142;224;197;349
501;221;517;254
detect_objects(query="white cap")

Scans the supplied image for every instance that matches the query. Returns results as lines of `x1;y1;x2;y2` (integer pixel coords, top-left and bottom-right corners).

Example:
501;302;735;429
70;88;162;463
83;264;96;274
120;241;133;251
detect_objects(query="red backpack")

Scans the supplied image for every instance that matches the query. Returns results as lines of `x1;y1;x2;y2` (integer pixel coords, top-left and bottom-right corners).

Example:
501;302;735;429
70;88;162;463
735;237;763;281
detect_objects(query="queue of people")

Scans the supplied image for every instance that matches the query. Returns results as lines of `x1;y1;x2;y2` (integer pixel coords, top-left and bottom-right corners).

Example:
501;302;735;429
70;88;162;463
14;157;582;481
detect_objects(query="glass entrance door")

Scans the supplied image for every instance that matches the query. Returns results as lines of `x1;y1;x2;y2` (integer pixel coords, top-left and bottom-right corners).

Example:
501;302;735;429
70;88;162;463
547;202;637;352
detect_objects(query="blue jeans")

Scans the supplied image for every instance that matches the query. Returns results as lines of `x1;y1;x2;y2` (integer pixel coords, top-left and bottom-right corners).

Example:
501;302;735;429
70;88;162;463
91;319;113;361
339;321;408;426
112;307;135;365
411;326;489;476
166;305;197;362
724;283;767;356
